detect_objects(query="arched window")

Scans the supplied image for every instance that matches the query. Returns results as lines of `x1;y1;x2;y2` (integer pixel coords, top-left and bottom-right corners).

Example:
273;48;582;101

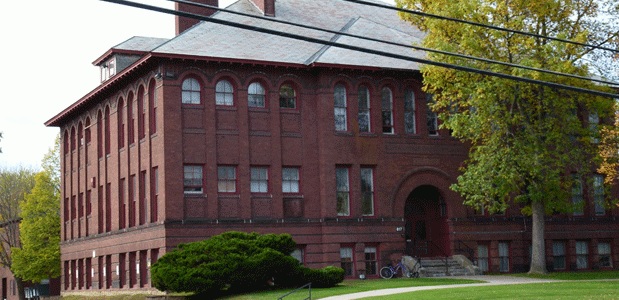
215;79;234;106
148;79;157;134
381;87;394;134
181;77;201;104
358;85;371;133
404;90;416;134
248;82;266;108
118;98;125;149
426;94;438;135
104;106;111;155
127;93;135;145
334;84;347;131
279;84;296;109
137;86;146;140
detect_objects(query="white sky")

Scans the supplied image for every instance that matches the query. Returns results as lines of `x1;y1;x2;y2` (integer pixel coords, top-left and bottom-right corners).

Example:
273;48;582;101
0;0;393;170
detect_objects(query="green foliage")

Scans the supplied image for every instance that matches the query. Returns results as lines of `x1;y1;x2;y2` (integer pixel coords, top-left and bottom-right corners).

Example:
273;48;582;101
11;171;61;283
151;231;344;296
396;0;619;274
41;134;60;193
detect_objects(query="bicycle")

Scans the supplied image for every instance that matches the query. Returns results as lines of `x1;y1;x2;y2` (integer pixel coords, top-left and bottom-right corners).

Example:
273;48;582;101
379;260;419;279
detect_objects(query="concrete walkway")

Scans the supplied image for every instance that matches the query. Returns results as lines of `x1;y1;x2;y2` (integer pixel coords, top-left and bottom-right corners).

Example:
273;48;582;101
319;275;562;300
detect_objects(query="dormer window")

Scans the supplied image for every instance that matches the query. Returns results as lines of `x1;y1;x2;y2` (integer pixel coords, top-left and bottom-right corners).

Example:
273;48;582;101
100;58;116;82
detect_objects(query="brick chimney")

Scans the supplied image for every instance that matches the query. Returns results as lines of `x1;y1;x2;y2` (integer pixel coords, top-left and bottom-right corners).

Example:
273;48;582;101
175;0;219;35
251;0;276;17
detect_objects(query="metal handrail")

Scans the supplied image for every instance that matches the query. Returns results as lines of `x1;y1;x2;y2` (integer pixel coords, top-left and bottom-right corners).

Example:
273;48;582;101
277;282;312;300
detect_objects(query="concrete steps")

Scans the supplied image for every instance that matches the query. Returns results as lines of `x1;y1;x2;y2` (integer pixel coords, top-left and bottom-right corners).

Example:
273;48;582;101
404;255;481;277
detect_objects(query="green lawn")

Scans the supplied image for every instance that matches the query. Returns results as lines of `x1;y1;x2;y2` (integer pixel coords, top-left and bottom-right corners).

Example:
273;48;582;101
365;281;619;300
222;278;482;300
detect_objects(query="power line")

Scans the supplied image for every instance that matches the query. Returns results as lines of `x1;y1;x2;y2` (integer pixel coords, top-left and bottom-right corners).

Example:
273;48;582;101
170;0;618;87
343;0;619;54
99;0;618;99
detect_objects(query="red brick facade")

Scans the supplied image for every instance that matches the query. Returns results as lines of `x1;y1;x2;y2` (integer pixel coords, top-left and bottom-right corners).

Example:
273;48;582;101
46;0;618;296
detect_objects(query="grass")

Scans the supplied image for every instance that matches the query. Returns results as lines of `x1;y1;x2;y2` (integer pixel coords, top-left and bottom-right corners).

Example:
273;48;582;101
60;271;619;300
221;277;482;300
366;281;619;299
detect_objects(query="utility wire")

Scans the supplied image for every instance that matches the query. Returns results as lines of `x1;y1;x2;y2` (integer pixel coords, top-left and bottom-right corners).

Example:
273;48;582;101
170;0;618;87
99;0;618;99
343;0;619;54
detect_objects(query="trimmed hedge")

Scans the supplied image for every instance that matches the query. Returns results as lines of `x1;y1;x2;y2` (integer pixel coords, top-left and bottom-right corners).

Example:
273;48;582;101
151;231;344;296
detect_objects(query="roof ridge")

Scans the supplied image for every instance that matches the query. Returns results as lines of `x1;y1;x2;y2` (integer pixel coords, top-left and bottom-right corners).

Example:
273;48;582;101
304;17;360;65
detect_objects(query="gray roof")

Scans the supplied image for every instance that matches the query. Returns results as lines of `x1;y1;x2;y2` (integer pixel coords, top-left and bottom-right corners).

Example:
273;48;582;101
112;36;170;52
149;0;425;70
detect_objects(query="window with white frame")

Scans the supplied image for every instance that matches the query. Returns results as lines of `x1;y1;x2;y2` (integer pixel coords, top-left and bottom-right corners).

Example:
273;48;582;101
364;247;377;275
358;85;371;133
426;94;438;135
598;242;612;268
552;241;566;270
572;175;584;216
477;244;489;272
360;167;374;216
250;167;269;193
248;82;266;108
336;167;350;216
593;174;605;216
334;84;347;131
498;242;509;272
282;167;300;193
576;241;589;269
183;165;203;194
215;79;234;106
217;166;236;193
181;78;201;104
404;89;416;134
340;247;354;276
279;84;296;109
381;87;394;134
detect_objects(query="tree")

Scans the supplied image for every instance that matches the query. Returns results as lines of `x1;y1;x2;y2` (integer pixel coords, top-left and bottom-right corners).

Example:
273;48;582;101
396;0;619;274
11;171;61;283
0;167;36;300
151;231;344;297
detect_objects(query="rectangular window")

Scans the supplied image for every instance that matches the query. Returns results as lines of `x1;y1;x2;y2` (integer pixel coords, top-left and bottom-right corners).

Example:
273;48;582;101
139;170;147;225
572;175;584;216
291;247;305;264
129;176;136;228
426;94;438;135
593;174;605;216
477;244;489;272
336;167;350;216
576;241;589;269
250;167;269;193
150;167;159;223
364;247;377;276
183;165;203;194
334;84;347;131
360;167;374;216
340;247;354;276
358;86;371;133
598;242;612;268
218;166;237;193
552;241;566;270
282;167;300;193
119;178;126;229
498;242;509;272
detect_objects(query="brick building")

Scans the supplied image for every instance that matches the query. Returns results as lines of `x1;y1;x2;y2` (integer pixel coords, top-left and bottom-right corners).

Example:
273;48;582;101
45;0;618;296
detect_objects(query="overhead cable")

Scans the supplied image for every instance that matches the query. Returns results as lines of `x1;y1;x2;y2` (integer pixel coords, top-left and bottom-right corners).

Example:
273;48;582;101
343;0;619;54
170;0;618;87
99;0;618;99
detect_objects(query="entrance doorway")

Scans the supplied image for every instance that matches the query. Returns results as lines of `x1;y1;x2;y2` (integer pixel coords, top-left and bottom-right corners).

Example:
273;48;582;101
404;185;450;257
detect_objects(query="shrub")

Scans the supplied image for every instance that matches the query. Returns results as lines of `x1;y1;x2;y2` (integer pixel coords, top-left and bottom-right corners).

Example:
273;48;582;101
151;231;344;296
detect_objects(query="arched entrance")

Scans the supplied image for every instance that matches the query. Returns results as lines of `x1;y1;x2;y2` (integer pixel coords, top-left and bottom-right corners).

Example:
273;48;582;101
404;185;450;257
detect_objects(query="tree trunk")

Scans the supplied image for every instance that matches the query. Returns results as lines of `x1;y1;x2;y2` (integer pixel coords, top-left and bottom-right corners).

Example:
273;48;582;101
528;201;548;274
16;276;25;300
